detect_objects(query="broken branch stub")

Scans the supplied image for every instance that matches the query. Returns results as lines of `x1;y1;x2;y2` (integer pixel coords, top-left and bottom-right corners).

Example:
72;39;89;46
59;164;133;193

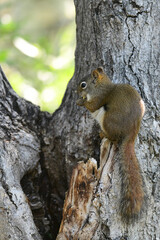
57;139;116;240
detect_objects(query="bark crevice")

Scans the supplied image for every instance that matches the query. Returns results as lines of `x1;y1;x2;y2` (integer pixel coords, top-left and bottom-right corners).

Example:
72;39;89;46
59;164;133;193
0;0;160;239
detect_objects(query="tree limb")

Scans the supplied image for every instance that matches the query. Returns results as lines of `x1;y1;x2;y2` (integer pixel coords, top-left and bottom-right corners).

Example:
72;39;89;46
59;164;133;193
57;139;115;240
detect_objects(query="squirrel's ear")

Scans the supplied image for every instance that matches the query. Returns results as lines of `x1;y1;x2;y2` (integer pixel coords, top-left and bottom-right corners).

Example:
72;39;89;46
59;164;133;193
92;67;104;82
96;67;104;74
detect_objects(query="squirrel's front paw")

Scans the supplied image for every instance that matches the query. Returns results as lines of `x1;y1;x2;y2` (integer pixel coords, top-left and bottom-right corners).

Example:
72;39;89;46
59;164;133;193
76;97;85;106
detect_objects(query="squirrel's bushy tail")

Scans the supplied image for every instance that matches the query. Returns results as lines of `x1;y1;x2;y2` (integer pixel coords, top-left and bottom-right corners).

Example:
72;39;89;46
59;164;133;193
119;137;144;224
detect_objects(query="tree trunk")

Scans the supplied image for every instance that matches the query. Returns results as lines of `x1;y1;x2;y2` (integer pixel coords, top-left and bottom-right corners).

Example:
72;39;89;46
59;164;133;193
0;0;160;239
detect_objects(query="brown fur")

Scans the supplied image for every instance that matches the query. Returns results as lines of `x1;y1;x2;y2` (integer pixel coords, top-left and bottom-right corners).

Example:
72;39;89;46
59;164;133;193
118;134;144;223
77;67;145;223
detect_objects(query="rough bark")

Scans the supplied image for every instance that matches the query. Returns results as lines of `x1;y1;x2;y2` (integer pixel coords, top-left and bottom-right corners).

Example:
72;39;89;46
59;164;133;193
0;0;160;239
57;140;115;240
0;68;42;239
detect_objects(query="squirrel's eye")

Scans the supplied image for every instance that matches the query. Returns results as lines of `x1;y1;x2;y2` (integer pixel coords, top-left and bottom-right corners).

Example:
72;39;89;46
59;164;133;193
80;81;87;89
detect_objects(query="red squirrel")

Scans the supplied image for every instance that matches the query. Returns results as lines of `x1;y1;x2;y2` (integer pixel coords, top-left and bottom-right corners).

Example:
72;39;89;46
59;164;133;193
76;67;145;223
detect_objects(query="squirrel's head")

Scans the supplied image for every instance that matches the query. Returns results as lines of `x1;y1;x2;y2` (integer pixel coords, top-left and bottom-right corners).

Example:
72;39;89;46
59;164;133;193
76;67;111;105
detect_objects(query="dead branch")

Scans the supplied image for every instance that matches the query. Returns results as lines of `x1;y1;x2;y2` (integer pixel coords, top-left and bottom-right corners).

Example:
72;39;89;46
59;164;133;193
56;139;116;240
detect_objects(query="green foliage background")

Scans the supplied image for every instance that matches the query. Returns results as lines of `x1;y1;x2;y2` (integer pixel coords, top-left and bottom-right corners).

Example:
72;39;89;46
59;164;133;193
0;0;75;113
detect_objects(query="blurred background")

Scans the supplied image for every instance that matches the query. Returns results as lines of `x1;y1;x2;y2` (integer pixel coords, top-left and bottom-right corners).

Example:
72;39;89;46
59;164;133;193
0;0;76;113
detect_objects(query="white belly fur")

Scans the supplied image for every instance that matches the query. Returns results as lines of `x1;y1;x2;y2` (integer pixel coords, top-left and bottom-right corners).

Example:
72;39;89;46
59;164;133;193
91;107;105;131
